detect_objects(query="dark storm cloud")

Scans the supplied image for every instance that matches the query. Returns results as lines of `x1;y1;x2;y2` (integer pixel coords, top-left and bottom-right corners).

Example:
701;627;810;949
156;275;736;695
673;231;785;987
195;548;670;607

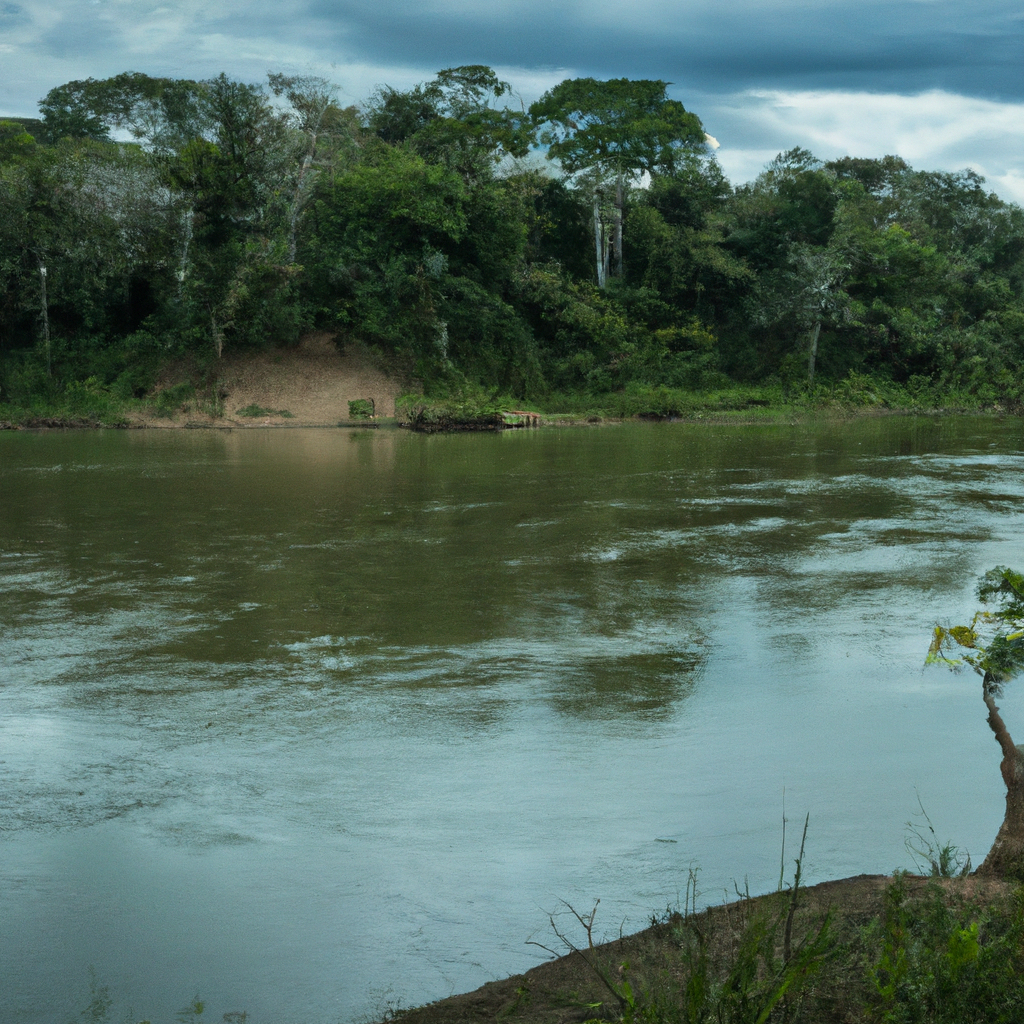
306;0;1024;100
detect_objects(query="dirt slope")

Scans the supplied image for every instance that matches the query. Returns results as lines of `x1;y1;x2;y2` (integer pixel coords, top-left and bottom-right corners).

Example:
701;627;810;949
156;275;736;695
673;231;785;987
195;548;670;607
136;333;408;427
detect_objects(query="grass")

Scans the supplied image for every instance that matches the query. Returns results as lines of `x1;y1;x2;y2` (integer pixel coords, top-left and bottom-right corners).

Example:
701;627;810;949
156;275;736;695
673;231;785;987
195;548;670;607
395;380;519;432
536;372;1017;424
0;375;132;427
348;398;376;420
382;815;1022;1024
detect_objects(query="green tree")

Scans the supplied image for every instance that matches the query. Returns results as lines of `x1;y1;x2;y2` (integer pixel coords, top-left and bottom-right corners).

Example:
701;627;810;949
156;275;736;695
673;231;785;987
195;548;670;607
0;136;174;390
164;74;301;356
0;120;37;164
268;73;361;263
928;567;1024;878
367;66;532;181
304;142;468;360
530;78;706;287
37;72;210;150
624;156;751;341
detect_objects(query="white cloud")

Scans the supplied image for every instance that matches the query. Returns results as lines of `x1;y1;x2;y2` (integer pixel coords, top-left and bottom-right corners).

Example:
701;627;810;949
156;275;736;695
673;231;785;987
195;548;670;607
704;88;1024;203
988;170;1024;206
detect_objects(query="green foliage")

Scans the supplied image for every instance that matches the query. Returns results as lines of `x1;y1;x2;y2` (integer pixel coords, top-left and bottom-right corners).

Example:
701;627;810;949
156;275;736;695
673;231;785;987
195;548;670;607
73;969;113;1024
547;829;833;1024
530;79;705;178
867;876;1024;1024
0;120;37;163
4;67;1024;419
927;567;1024;690
153;382;196;416
175;997;205;1022
396;377;518;431
905;797;972;879
348;398;376;419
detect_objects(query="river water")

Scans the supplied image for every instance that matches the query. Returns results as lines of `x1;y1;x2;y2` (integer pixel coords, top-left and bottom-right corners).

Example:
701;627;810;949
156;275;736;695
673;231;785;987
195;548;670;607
2;418;1023;1022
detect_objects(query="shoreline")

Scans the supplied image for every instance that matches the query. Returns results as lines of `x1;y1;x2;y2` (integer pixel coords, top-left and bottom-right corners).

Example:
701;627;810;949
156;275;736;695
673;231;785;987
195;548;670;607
377;871;1016;1024
3;336;1018;433
1;405;1015;433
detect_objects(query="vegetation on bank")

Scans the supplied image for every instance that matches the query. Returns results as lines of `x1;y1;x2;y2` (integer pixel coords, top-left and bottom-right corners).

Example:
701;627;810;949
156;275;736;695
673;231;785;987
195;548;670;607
383;872;1024;1024
3;67;1024;426
0;364;1016;431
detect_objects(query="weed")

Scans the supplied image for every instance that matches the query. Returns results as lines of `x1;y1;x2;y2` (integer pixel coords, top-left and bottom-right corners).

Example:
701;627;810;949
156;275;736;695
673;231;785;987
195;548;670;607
865;875;1024;1023
530;818;832;1023
904;794;971;878
396;379;516;431
175;997;205;1022
73;969;112;1024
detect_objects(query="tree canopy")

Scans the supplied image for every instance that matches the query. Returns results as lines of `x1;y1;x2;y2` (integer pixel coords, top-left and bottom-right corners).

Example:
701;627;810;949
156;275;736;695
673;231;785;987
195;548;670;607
529;78;705;178
3;67;1024;417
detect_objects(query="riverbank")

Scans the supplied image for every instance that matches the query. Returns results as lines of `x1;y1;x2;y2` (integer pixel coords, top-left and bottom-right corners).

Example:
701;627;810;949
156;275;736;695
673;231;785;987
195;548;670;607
0;336;1016;431
381;871;1020;1024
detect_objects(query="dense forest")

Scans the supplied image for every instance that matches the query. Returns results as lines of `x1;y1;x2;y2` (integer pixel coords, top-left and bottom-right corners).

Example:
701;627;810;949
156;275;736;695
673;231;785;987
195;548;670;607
2;66;1023;418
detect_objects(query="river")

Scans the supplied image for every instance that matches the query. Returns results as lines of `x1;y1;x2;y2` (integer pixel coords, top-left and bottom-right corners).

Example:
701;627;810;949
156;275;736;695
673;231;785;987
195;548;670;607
2;417;1023;1022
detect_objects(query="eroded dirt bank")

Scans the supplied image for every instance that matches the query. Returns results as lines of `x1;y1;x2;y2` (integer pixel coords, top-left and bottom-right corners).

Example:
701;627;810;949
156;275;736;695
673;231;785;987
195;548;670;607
134;333;407;428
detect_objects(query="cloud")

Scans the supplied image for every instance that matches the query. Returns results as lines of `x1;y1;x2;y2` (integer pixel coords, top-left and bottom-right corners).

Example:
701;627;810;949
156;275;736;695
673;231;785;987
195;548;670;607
0;0;1021;204
304;0;1024;100
702;89;1024;201
3;0;1023;105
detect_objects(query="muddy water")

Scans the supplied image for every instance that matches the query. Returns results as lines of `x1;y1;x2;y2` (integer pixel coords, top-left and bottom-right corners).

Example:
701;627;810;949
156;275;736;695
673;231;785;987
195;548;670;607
2;418;1023;1022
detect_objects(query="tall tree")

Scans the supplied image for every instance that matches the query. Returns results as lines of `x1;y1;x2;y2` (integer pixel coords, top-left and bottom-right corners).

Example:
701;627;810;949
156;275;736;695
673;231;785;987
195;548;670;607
268;73;360;263
530;79;706;287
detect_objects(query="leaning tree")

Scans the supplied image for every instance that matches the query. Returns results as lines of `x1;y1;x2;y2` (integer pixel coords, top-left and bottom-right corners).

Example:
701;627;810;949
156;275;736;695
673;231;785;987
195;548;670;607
928;566;1024;877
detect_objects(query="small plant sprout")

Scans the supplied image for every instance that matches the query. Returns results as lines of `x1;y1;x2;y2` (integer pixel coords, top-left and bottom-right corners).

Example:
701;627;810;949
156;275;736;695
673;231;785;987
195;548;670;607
904;792;971;877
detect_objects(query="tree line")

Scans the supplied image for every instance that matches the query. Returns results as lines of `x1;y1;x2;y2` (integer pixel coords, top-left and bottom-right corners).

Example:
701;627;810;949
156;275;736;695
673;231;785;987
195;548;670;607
1;67;1023;410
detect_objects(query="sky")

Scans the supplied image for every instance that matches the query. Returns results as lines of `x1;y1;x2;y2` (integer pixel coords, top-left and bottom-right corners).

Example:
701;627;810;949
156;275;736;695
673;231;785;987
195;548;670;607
2;0;1023;201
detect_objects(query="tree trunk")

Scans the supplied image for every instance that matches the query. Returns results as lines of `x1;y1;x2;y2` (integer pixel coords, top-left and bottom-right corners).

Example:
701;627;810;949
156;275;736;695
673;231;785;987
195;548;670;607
177;208;194;302
209;307;224;360
593;196;607;289
613;174;623;280
288;139;316;265
807;320;821;385
977;672;1024;878
38;263;51;377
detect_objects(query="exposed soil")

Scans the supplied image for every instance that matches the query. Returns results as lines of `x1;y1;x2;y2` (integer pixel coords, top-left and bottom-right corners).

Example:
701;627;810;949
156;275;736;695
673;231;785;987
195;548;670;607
380;873;1015;1024
133;333;410;428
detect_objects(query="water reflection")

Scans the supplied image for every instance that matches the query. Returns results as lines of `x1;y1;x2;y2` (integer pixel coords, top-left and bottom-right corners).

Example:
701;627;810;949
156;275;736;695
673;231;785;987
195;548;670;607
1;417;1023;1024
